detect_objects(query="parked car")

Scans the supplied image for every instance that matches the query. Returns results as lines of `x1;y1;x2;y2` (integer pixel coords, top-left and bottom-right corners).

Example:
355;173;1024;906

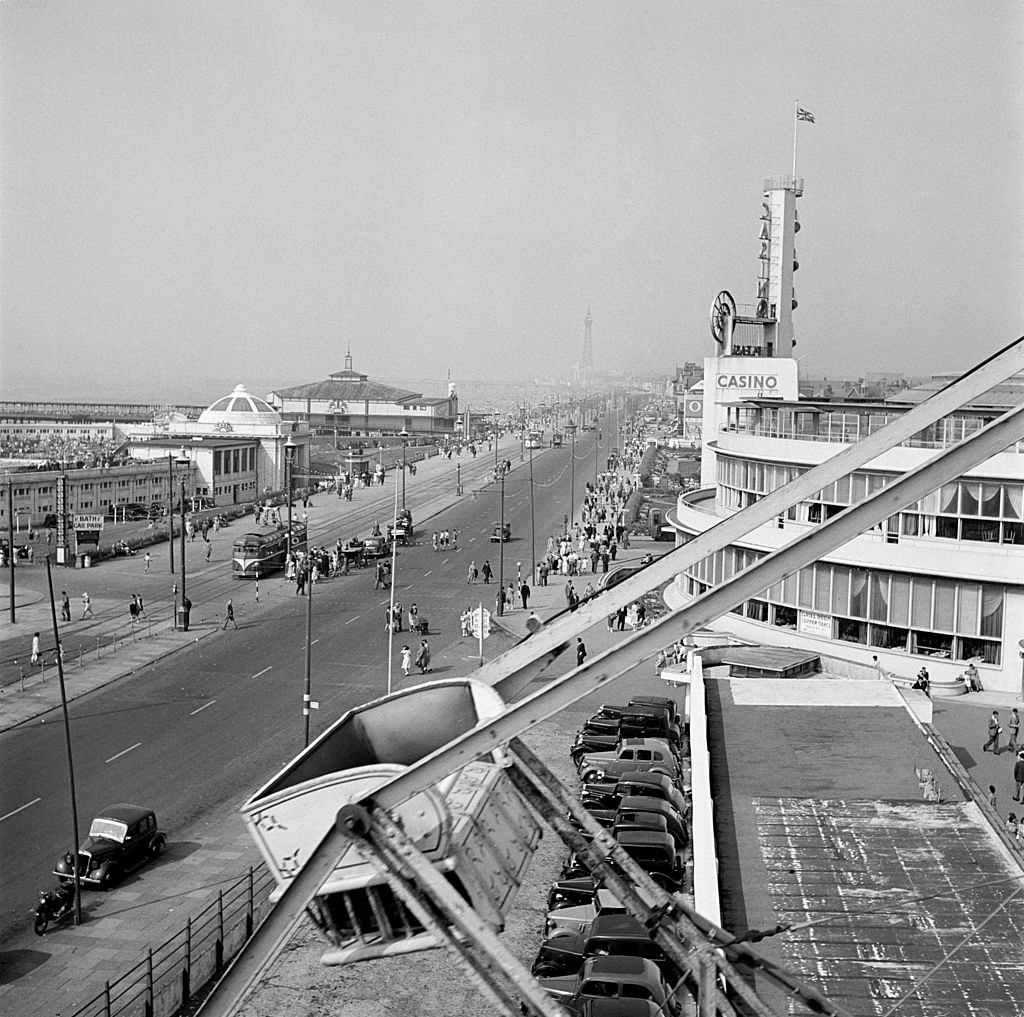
537;955;681;1016
575;738;683;785
545;887;628;937
532;914;677;979
110;502;149;521
571;707;684;761
362;534;391;559
580;772;689;818
490;521;511;542
560;830;687;892
54;804;166;889
576;796;689;853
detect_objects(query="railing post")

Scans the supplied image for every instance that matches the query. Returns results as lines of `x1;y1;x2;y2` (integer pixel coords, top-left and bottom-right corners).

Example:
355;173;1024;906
146;947;154;1017
79;644;83;669
96;636;100;660
215;890;225;973
182;917;192;1005
40;656;46;681
104;980;112;1017
246;865;254;938
20;666;25;691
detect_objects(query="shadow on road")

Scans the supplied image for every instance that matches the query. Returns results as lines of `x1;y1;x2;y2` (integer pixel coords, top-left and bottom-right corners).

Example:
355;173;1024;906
0;948;51;984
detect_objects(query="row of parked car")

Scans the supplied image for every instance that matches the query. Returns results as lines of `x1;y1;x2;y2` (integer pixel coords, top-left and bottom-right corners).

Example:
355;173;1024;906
531;696;694;1016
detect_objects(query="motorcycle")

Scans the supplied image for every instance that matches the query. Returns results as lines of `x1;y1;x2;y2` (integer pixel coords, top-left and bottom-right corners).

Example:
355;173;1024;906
33;884;77;935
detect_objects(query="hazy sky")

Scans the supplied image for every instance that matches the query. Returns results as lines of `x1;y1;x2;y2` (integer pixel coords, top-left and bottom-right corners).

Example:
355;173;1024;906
2;2;1022;403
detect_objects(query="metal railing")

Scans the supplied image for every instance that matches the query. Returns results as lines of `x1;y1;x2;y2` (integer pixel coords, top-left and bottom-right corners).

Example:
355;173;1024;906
70;865;275;1017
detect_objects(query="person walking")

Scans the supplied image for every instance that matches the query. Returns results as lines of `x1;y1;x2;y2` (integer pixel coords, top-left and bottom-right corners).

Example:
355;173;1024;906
451;528;458;550
129;597;139;627
1013;750;1024;802
400;645;412;676
143;551;152;573
481;560;492;584
134;593;146;618
222;598;237;629
520;581;531;610
1009;709;1021;752
467;561;478;583
392;602;403;632
415;639;431;674
81;591;94;619
576;637;587;667
31;632;41;666
204;540;212;562
60;590;71;622
983;710;1001;754
408;603;419;633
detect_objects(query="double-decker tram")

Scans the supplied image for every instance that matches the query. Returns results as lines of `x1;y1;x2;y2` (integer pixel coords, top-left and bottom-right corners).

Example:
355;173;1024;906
232;521;307;577
526;430;544;449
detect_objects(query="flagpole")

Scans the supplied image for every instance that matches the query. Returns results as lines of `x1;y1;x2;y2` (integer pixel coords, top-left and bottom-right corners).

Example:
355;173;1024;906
792;99;798;177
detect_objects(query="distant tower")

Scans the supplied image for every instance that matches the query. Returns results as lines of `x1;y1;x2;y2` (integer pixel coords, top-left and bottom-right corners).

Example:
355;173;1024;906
581;307;593;371
344;344;353;373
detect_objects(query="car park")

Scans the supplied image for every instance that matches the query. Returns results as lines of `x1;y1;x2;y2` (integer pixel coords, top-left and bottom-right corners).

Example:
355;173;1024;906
560;830;687;892
54;804;166;889
577;796;689;853
571;707;684;760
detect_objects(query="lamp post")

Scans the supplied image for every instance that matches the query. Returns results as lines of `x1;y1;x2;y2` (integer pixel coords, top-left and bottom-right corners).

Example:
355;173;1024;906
567;422;577;535
529;440;536;588
167;453;176;573
7;476;15;623
400;428;408;510
284;436;296;562
171;449;190;630
179;475;188;631
496;462;507;616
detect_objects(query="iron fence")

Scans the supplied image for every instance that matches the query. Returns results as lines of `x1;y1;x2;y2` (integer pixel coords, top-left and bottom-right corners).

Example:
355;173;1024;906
70;865;275;1017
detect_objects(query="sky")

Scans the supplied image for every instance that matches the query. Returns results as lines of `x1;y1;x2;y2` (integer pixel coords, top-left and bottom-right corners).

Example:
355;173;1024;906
2;1;1022;404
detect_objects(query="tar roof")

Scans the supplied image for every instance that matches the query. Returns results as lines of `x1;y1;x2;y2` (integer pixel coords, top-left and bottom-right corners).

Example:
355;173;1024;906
708;677;1020;1016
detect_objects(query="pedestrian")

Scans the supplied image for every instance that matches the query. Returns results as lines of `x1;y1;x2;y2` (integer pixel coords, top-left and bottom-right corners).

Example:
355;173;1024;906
607;612;616;633
467;561;478;583
965;662;983;693
616;605;626;631
576;637;587;666
181;596;192;631
988;785;998;809
408;603;419;633
1008;813;1019;839
223;598;237;629
129;598;139;626
506;583;516;611
1010;709;1021;752
415;639;431;674
983;710;1001;754
134;593;146;618
60;590;71;622
520;581;531;610
205;541;212;562
384;605;393;631
1013;750;1024;802
392;602;403;632
564;580;575;606
81;591;94;619
143;551;152;573
296;567;306;596
451;528;458;550
481;560;492;584
432;532;439;551
31;632;41;666
460;608;472;637
400;645;412;676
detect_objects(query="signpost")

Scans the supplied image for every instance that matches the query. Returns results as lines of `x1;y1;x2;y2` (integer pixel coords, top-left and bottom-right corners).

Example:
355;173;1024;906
470;603;491;667
72;514;104;556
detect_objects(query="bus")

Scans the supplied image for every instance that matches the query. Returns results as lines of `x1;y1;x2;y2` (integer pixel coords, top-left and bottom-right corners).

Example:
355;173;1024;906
526;430;544;449
232;522;308;577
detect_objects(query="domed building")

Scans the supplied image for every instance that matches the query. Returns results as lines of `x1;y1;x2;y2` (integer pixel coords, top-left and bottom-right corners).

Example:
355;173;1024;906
124;384;311;506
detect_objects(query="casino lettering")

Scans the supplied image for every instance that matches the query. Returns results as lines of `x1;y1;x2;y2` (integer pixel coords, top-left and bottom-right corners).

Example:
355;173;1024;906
716;374;779;390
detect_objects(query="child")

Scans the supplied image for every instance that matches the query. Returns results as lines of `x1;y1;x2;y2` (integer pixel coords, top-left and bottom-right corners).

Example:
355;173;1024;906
1007;813;1019;838
1010;709;1021;752
989;785;998;809
400;645;412;677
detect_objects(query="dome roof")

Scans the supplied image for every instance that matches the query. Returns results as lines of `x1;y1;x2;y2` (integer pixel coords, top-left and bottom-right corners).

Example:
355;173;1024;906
199;385;281;426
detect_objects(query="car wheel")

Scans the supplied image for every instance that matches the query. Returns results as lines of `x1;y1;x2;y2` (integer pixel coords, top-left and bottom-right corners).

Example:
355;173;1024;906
99;863;120;890
531;963;562;978
580;768;600;784
150;834;166;858
33;912;49;936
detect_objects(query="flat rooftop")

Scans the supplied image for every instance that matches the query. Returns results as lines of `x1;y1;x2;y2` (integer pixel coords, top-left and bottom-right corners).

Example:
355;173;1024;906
708;678;1023;1016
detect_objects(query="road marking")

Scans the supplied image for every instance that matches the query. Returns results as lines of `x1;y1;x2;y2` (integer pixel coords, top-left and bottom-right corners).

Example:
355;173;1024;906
311;638;320;646
190;700;216;716
0;797;41;823
468;536;476;543
252;666;272;679
345;616;359;625
424;570;433;577
105;742;142;763
441;558;449;565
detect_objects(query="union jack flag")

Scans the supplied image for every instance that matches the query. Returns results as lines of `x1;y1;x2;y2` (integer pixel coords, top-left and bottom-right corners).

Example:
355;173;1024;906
796;107;815;123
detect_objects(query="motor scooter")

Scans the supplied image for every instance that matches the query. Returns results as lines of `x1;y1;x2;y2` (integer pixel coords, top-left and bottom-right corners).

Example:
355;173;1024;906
33;884;77;935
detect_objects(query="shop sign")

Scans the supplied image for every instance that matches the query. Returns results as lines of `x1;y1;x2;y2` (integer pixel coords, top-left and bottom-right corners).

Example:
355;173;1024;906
716;374;779;390
797;610;833;639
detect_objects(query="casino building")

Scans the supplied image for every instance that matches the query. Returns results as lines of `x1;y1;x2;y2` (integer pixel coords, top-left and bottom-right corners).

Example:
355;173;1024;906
667;174;1022;693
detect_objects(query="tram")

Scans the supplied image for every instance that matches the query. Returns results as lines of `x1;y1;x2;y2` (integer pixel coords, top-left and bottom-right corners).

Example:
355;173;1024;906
232;521;308;577
526;430;544;450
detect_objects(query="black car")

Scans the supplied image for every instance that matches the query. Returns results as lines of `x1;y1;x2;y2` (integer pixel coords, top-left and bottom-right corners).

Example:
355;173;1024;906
532;913;677;979
54;804;166;889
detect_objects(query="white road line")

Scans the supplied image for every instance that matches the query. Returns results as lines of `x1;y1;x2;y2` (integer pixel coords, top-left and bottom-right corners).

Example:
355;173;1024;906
424;570;433;577
441;558;450;565
105;742;142;764
345;616;359;625
311;638;320;646
190;700;216;716
468;536;476;542
0;797;41;823
252;666;272;679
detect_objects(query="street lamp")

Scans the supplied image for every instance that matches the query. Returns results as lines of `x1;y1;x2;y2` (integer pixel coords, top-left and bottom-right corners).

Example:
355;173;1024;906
567;422;578;535
176;448;190;631
400;428;408;510
284;436;296;562
167;453;176;573
496;462;508;616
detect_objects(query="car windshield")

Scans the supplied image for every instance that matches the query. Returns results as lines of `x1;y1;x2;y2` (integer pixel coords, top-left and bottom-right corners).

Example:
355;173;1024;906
89;818;128;843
